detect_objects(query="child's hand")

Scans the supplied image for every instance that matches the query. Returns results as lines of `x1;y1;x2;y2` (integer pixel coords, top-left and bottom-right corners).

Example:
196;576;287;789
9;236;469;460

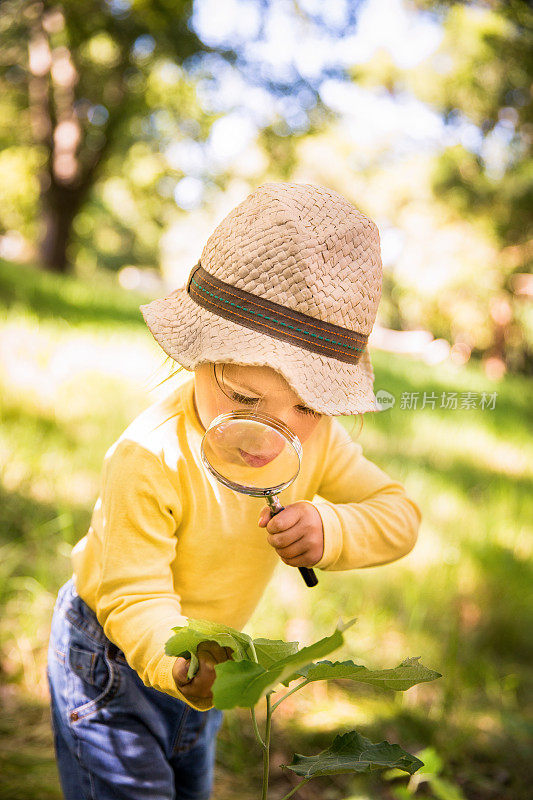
172;640;233;704
258;501;324;568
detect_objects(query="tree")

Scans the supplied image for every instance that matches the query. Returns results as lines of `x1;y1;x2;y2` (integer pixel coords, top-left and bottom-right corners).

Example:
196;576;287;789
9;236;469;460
414;0;532;372
349;0;532;372
1;0;365;275
0;0;211;272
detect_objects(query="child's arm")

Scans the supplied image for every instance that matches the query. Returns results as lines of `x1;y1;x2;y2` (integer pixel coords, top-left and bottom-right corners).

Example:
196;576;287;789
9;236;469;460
309;417;422;571
258;416;421;572
92;439;221;710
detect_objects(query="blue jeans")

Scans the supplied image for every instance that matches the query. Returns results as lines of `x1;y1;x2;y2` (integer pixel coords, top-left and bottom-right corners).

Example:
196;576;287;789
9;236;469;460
47;578;224;800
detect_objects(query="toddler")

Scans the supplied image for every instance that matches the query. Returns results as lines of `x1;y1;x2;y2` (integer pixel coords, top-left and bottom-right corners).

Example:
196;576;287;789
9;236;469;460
47;182;421;800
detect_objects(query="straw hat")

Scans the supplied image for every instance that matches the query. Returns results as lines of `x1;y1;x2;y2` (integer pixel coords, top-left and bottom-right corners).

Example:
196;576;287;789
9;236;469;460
140;182;383;415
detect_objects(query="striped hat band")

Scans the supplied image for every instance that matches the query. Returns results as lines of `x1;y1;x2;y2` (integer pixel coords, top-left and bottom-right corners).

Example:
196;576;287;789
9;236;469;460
187;263;368;366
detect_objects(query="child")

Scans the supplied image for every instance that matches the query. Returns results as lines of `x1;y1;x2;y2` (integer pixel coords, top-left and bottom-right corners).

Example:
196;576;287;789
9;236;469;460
47;182;422;800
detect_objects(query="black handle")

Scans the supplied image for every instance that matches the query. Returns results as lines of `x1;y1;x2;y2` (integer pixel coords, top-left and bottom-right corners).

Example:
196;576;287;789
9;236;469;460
267;498;318;588
298;566;319;587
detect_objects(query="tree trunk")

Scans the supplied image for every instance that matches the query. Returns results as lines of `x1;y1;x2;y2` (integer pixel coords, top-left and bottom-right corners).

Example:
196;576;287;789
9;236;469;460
39;181;84;274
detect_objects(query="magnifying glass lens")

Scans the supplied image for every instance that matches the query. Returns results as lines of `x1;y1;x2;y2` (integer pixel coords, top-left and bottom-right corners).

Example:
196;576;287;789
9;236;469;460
201;412;301;494
200;410;318;587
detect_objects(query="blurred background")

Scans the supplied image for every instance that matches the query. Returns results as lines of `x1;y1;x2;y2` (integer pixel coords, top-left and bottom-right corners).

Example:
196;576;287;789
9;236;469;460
0;0;531;798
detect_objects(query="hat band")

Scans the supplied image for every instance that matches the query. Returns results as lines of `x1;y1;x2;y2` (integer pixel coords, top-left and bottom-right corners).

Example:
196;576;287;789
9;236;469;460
186;263;368;365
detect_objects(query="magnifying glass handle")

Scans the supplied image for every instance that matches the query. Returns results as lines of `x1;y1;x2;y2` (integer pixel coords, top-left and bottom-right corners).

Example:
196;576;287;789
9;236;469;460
266;495;318;588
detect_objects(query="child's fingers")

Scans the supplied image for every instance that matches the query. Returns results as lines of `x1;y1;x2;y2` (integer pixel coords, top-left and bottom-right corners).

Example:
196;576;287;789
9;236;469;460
197;640;231;663
266;528;305;550
271;537;308;560
264;506;301;534
173;641;234;699
280;550;317;567
257;507;271;527
173;656;193;687
176;658;214;699
178;641;234;701
184;651;221;699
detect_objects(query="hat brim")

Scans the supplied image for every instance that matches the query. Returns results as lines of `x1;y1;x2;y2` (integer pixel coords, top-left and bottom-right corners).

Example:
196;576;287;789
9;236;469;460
140;287;381;416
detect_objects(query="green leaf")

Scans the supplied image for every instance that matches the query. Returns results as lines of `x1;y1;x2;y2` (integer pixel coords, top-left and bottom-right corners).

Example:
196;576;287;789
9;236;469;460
165;619;300;669
429;775;468;800
282;731;424;778
212;620;355;709
212;659;266;708
165;618;254;662
252;638;299;669
293;656;442;691
385;748;468;800
416;745;445;775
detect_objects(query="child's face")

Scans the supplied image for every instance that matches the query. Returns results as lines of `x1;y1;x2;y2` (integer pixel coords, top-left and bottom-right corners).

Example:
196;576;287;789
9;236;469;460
193;362;323;444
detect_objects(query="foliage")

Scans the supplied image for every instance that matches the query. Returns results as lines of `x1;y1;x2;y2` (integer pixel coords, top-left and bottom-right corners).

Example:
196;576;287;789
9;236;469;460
416;1;533;373
385;745;468;800
166;618;438;797
0;0;216;271
0;0;359;272
285;731;423;778
409;1;533;249
351;0;532;372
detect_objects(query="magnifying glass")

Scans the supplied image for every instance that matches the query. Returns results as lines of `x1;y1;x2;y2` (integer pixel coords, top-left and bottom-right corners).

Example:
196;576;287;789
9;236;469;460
200;410;318;588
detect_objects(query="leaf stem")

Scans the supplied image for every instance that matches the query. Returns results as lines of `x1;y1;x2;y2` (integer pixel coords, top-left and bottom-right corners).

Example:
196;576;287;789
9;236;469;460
261;694;272;800
250;706;266;749
279;777;312;799
248;638;259;663
271;679;310;712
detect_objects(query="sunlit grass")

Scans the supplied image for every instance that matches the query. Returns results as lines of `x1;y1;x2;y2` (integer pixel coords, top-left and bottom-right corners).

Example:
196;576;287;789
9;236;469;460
0;259;532;799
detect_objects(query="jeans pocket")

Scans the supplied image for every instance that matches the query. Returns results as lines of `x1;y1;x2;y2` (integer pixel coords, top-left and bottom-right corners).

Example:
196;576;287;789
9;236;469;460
67;641;121;724
69;645;109;690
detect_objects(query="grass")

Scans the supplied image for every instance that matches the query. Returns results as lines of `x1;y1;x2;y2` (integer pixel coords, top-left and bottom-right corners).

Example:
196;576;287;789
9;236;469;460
0;258;532;800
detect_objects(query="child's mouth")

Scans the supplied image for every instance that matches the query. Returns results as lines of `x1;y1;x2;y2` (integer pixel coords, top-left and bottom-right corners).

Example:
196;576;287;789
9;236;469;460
238;449;276;467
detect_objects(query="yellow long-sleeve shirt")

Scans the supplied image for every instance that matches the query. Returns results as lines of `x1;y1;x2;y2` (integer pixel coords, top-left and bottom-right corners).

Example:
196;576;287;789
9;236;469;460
72;376;421;710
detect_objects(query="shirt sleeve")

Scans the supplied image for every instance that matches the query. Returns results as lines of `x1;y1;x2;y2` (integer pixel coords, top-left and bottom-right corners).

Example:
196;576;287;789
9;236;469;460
311;418;422;571
93;438;212;711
